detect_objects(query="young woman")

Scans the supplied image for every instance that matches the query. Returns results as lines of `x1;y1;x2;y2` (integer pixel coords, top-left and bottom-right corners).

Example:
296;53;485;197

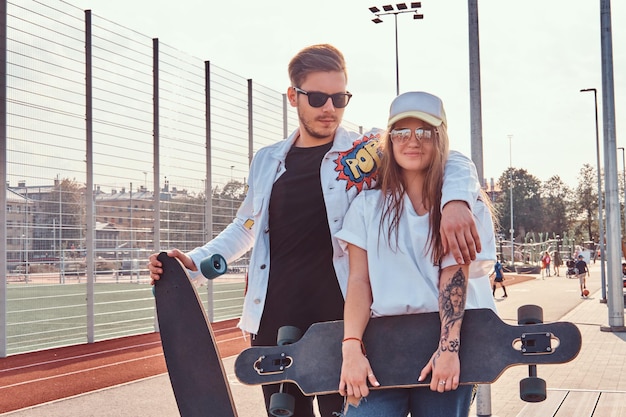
336;91;497;417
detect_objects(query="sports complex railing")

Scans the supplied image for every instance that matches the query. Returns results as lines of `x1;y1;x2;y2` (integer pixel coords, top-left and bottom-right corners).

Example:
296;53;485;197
0;0;363;356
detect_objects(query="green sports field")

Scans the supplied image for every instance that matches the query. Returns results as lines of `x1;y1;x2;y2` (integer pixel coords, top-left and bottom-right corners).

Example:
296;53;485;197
4;277;246;355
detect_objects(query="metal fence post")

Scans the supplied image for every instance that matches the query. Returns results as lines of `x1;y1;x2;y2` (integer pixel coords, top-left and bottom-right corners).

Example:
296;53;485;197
0;0;8;358
85;9;95;343
205;60;215;322
152;37;161;331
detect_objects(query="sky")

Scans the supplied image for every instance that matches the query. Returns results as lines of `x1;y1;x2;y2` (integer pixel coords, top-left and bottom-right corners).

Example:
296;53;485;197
74;0;625;189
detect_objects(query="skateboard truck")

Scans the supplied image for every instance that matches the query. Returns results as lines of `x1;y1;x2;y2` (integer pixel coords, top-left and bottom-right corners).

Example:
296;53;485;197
520;332;553;355
254;353;293;375
269;326;303;417
517;305;548;403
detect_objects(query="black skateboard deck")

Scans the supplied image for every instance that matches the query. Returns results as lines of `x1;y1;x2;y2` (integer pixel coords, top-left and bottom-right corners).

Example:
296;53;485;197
235;308;581;395
154;252;237;417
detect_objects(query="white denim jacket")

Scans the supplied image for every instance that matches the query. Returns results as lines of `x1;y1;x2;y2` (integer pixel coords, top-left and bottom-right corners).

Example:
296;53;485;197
187;126;480;335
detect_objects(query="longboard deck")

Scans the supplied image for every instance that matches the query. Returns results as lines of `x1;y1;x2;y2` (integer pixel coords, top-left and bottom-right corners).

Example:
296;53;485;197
235;308;581;395
154;252;238;417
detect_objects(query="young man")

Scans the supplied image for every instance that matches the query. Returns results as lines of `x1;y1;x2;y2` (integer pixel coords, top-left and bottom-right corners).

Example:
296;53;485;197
490;258;507;298
575;254;589;298
149;44;483;417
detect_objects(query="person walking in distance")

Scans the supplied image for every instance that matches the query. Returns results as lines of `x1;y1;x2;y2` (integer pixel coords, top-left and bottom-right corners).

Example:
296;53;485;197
541;251;551;277
490;258;507;298
148;45;484;417
575;254;589;298
553;250;562;277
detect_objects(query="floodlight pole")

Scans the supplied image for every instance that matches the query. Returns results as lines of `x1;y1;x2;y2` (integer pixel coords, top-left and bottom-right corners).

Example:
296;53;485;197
393;13;399;95
369;3;423;96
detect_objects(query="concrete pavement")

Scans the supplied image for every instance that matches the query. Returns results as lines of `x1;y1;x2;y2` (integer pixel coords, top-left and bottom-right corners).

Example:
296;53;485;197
4;262;625;417
470;262;626;416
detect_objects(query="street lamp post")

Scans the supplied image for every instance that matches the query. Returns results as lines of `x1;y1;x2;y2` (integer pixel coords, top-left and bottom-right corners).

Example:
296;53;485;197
580;88;607;303
368;3;423;95
618;147;626;236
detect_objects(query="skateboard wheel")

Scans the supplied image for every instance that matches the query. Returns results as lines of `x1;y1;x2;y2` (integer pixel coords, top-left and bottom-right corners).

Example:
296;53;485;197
269;392;295;417
520;376;547;402
199;254;227;280
276;326;302;346
517;304;544;325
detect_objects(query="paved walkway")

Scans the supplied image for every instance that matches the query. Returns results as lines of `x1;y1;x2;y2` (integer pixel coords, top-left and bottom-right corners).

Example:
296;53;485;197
3;263;625;417
470;263;626;416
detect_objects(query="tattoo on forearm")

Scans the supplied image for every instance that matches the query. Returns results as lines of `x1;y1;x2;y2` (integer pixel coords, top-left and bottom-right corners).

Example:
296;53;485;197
438;268;467;353
432;337;459;370
443;337;460;353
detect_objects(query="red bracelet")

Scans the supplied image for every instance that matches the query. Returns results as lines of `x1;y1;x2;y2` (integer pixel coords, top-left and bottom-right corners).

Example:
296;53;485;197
342;337;366;355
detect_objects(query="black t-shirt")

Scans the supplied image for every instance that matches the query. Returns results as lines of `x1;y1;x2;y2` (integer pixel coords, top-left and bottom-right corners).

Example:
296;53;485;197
254;142;344;345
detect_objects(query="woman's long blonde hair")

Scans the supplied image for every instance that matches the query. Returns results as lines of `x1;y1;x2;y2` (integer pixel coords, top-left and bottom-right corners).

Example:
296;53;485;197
376;121;450;264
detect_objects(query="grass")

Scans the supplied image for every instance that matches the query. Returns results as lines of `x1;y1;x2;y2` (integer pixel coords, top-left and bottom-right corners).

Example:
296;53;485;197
4;278;246;355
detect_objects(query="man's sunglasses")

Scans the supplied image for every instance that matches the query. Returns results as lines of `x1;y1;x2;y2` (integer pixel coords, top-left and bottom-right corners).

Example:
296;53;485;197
389;127;436;145
293;87;352;108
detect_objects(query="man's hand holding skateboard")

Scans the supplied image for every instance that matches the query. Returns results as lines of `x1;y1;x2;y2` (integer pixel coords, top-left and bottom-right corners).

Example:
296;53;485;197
148;249;196;284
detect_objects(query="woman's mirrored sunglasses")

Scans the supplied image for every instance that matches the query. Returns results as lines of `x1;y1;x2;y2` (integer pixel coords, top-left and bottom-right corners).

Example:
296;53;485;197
293;87;352;108
389;127;436;145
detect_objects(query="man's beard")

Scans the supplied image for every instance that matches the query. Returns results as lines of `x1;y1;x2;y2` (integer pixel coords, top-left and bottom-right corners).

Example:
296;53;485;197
298;110;337;141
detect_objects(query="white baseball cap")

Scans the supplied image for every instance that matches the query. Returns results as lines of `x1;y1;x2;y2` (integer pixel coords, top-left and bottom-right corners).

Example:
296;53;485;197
387;91;447;128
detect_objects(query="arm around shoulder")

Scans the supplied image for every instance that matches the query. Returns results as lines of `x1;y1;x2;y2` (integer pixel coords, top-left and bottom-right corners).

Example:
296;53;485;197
441;151;481;209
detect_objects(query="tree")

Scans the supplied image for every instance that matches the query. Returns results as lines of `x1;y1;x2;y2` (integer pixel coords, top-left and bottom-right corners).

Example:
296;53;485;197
212;180;247;235
541;175;573;237
33;178;84;254
574;164;600;241
496;168;543;240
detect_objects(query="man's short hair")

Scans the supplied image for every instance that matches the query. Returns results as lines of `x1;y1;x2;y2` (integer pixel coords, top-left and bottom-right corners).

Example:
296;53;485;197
288;44;347;88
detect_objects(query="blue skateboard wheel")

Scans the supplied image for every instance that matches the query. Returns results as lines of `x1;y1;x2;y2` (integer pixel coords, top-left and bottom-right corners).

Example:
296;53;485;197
200;254;228;280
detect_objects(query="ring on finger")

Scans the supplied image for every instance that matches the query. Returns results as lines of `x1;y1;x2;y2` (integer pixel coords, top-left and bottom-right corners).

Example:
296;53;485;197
439;381;446;385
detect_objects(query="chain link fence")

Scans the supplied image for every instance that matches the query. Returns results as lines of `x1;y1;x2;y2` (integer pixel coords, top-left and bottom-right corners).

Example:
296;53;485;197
0;0;363;356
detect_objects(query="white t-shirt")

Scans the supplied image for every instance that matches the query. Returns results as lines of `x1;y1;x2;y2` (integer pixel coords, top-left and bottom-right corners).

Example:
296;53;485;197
336;189;497;317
